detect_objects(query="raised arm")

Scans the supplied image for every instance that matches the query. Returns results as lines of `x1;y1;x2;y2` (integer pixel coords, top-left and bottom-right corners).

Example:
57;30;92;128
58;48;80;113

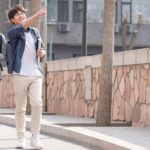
22;8;46;29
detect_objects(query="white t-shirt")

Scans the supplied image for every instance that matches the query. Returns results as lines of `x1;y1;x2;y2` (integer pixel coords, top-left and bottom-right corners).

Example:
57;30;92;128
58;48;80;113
18;32;42;76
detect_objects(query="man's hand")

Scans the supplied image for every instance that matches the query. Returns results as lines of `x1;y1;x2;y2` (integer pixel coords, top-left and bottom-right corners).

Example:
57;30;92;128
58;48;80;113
37;49;46;58
37;8;46;17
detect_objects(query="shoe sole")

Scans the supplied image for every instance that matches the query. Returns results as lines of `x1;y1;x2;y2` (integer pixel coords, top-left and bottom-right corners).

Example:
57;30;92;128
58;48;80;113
30;143;44;149
16;146;24;149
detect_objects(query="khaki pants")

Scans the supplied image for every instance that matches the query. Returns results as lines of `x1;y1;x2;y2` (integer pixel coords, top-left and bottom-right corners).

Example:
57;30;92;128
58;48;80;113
12;75;43;136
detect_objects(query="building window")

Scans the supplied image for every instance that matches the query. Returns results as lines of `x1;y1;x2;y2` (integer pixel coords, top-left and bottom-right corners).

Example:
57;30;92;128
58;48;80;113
23;0;30;7
47;0;69;23
73;0;104;23
121;0;132;24
23;0;30;17
132;0;150;24
9;0;19;9
11;0;19;7
73;1;83;23
58;0;69;22
47;0;57;22
87;0;104;23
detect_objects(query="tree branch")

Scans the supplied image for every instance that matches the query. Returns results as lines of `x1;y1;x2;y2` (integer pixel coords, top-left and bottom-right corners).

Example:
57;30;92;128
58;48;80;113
128;14;142;50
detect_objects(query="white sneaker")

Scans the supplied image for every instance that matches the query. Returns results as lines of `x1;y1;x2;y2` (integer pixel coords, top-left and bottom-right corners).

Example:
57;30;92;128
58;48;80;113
30;135;44;149
16;136;26;149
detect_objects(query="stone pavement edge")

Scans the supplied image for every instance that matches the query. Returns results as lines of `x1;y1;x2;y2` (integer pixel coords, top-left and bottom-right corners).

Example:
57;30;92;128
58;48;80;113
0;109;149;150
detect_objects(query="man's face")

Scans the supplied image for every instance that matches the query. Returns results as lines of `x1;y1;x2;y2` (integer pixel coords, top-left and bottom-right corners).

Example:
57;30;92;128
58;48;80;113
11;10;26;25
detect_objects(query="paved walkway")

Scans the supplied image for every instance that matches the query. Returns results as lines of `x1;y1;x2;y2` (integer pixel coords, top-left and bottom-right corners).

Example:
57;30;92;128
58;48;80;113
0;108;149;150
0;124;92;150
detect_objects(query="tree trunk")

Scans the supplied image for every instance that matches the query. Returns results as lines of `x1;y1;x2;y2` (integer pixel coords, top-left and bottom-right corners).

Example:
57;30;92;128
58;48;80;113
121;19;127;51
96;0;115;126
30;0;41;29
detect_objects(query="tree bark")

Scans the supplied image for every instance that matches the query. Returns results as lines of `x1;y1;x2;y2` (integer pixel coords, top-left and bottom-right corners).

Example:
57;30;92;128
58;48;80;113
121;19;127;51
96;0;115;126
30;0;41;29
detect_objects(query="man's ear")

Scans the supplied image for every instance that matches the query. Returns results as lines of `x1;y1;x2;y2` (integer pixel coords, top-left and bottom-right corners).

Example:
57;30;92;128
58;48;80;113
10;18;14;24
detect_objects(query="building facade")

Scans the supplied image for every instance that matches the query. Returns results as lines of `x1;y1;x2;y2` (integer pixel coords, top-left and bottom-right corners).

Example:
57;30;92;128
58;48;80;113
0;0;150;60
47;0;150;60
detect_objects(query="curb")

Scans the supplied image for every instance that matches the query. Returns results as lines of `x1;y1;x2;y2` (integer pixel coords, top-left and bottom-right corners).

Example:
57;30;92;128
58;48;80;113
0;115;147;150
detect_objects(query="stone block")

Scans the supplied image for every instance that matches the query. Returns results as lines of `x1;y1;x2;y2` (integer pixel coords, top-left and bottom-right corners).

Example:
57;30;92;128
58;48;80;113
114;51;124;66
124;50;136;65
136;48;149;64
92;55;101;68
77;56;92;69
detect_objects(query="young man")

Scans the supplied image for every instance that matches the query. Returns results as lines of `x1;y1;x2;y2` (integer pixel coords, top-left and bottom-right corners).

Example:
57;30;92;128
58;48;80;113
0;33;6;80
7;4;46;149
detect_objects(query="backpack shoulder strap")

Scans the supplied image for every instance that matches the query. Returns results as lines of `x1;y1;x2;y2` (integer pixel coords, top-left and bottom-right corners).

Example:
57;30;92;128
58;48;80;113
31;28;44;48
31;27;38;37
0;34;2;53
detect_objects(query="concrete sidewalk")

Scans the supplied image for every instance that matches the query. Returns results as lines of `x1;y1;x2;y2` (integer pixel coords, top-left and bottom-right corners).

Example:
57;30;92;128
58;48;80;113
0;108;149;150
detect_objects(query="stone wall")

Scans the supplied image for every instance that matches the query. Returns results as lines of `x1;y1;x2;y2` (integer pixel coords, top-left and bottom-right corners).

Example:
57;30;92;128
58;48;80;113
0;72;14;107
112;64;150;126
46;48;150;126
1;48;150;126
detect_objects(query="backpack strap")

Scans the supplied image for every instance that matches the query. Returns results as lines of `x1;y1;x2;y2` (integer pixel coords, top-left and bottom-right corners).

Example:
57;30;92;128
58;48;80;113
0;34;3;71
0;64;3;71
0;34;2;53
31;28;44;49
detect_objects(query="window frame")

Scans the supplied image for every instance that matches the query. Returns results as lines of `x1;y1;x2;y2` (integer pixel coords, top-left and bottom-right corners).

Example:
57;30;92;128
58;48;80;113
47;0;69;23
57;0;69;23
73;1;83;23
121;1;132;24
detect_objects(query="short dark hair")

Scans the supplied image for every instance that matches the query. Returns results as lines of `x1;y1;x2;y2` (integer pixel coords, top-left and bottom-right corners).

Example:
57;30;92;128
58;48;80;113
8;4;26;21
